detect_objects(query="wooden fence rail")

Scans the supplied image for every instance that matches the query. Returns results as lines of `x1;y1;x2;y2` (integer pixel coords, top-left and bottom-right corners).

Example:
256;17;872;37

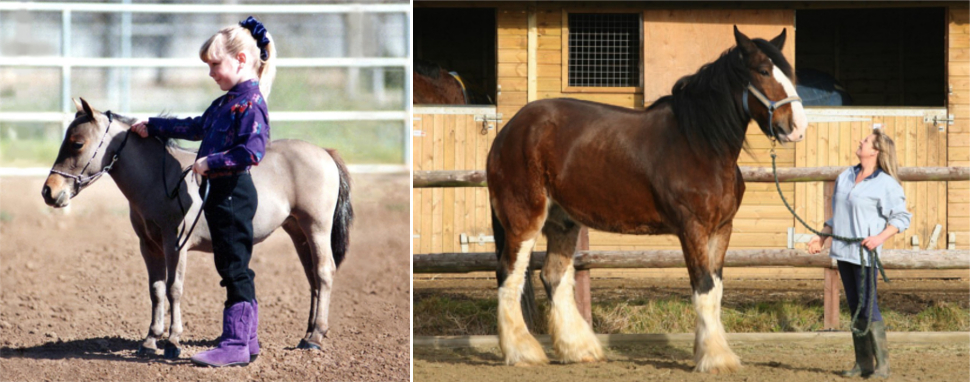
413;249;970;273
414;166;970;188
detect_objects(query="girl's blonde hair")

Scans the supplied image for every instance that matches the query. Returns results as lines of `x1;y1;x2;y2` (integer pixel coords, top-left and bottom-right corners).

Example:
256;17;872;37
872;128;901;184
200;21;277;100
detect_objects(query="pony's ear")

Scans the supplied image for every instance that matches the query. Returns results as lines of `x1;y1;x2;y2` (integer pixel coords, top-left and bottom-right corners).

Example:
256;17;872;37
733;25;757;56
769;28;787;51
78;97;96;117
73;98;85;114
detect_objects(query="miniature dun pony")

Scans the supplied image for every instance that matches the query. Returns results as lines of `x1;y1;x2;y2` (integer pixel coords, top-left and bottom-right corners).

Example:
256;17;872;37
486;27;807;373
42;98;353;358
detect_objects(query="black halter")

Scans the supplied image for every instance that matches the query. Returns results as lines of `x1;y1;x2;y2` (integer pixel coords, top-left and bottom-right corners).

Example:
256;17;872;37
49;111;131;196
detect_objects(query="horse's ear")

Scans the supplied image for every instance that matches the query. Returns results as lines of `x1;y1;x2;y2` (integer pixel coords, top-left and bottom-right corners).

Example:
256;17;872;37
770;28;787;50
733;25;757;56
78;97;95;117
73;98;85;114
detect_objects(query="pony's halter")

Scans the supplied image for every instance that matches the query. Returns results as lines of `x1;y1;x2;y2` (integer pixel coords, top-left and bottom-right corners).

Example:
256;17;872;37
742;83;802;146
49;111;130;196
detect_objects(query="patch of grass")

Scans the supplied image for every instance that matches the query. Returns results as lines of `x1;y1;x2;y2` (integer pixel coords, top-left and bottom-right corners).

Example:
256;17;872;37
413;295;970;336
0;139;60;168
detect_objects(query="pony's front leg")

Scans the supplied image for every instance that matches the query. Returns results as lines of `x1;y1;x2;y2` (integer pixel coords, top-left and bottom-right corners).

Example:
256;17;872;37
162;241;188;359
136;237;167;357
682;224;740;374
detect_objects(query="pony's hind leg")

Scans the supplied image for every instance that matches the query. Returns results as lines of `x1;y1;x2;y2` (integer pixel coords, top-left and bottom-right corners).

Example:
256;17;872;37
683;222;740;373
282;218;321;347
540;206;603;363
295;217;336;349
494;206;548;366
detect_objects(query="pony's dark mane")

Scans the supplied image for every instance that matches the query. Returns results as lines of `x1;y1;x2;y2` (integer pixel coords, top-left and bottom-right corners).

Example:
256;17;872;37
110;111;198;153
646;38;792;160
414;59;444;79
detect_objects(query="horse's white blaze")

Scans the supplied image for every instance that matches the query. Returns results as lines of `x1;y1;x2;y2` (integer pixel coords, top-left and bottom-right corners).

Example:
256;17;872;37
498;238;548;365
549;262;604;363
772;65;808;142
692;276;741;373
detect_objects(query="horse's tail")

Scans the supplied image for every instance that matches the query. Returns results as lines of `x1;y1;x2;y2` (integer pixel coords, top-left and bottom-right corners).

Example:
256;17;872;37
327;149;354;268
492;207;538;331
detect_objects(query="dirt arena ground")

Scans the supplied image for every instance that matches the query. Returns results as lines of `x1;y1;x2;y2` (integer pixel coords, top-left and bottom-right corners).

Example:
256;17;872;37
0;173;410;381
414;273;970;381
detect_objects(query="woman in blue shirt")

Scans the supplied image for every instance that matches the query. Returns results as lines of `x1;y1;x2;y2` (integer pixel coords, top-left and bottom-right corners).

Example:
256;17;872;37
130;17;274;368
808;128;911;379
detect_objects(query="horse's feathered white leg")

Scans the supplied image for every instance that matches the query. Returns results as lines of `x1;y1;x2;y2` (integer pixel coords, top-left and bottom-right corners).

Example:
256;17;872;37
498;237;548;366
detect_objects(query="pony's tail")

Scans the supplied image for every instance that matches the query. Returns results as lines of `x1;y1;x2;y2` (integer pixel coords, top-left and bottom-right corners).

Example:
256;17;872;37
328;149;353;268
492;207;538;332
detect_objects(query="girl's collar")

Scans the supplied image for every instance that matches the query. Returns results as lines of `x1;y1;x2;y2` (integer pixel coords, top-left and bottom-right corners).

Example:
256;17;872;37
228;79;260;95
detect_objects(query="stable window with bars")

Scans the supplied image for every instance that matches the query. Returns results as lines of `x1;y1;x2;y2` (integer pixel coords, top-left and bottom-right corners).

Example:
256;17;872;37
567;13;641;88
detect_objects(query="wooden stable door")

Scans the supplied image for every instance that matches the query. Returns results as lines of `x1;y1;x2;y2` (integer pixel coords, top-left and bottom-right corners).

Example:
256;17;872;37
412;107;502;254
797;108;950;250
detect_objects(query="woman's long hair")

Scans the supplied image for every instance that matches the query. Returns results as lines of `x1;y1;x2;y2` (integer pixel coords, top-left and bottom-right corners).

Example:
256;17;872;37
872;128;901;184
199;20;277;100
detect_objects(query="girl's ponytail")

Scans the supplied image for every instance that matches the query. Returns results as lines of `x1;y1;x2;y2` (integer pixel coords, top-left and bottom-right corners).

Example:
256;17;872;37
256;32;276;100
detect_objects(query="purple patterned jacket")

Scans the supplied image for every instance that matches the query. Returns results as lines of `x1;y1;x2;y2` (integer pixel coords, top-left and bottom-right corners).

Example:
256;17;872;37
147;79;269;178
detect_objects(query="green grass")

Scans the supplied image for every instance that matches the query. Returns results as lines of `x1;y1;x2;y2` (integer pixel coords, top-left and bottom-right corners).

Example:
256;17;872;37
0;139;60;168
413;295;970;336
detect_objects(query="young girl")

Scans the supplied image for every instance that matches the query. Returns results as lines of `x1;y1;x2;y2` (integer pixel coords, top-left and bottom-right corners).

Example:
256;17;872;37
130;16;275;368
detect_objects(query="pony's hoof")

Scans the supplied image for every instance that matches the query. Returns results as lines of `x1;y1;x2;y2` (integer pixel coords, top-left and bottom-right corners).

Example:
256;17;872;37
297;339;322;350
163;343;181;359
136;344;157;357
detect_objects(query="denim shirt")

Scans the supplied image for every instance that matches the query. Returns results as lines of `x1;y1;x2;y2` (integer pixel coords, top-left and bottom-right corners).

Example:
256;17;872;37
824;165;912;266
147;79;269;178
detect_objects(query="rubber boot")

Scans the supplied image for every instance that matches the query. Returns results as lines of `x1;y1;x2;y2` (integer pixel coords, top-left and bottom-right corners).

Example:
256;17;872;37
249;299;260;362
191;301;253;367
869;321;890;379
841;321;874;378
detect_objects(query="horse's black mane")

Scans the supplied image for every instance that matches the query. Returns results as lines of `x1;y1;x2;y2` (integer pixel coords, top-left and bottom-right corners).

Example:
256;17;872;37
414;59;444;79
646;38;792;160
109;111;198;153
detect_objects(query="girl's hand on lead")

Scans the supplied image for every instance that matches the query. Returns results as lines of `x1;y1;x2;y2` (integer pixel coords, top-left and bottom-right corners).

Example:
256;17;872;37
861;235;886;251
130;121;149;138
193;157;210;176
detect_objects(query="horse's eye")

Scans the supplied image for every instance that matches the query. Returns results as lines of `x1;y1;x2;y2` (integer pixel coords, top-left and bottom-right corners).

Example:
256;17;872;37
759;69;770;76
72;142;84;151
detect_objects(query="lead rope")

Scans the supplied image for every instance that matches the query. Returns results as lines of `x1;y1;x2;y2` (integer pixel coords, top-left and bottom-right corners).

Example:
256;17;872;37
161;151;209;252
754;88;887;337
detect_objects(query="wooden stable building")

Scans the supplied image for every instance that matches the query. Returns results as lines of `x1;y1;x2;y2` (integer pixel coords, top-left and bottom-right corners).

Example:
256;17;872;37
413;2;969;255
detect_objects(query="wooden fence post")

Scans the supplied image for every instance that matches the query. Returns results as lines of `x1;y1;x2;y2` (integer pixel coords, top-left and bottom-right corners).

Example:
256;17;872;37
575;227;593;325
822;180;840;330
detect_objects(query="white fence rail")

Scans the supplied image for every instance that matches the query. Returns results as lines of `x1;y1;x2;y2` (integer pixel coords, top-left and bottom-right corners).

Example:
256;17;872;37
0;1;413;165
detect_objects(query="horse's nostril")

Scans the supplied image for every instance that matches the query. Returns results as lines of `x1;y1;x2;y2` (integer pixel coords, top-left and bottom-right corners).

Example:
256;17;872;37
42;185;51;199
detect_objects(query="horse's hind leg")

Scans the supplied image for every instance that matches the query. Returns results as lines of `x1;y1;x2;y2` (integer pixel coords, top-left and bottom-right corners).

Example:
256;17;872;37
682;222;740;373
291;216;335;349
282;218;321;346
494;200;549;366
540;205;603;363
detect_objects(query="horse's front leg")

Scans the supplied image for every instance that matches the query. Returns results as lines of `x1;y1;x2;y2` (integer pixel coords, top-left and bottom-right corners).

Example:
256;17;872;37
136;235;167;357
162;237;188;359
681;222;741;374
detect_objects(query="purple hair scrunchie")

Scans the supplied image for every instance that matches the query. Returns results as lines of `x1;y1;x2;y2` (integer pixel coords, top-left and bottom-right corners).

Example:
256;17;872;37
239;16;270;60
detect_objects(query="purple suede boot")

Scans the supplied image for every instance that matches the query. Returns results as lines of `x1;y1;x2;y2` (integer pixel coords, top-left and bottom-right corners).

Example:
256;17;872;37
191;301;253;367
249;300;260;361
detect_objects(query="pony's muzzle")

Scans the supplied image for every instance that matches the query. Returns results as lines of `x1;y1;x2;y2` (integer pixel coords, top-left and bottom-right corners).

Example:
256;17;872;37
41;178;72;208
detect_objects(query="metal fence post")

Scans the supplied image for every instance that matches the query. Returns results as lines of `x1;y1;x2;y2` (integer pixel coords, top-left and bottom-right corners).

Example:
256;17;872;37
61;9;72;134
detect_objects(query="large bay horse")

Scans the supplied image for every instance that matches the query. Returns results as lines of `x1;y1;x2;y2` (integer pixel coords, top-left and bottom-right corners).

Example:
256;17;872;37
486;27;807;373
42;98;353;358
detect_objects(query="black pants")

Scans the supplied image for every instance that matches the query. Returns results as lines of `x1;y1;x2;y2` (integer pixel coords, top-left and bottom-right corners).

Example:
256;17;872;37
201;173;258;307
838;260;883;322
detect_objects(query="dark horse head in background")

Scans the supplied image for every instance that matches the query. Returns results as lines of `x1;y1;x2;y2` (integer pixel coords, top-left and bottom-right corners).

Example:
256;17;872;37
413;59;492;105
485;27;806;373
